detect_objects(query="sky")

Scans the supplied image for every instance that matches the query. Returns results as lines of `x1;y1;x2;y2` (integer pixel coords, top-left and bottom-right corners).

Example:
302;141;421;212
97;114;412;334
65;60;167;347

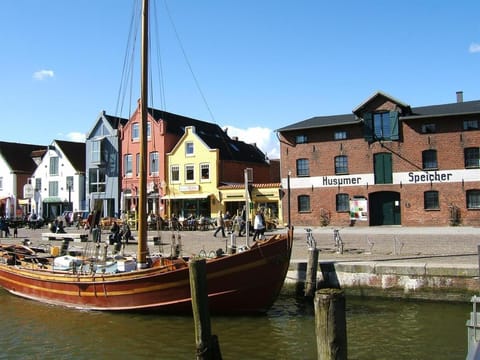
1;0;479;160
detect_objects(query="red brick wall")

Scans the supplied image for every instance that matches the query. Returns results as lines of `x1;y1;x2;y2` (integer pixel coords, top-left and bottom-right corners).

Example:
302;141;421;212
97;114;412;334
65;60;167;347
280;112;480;227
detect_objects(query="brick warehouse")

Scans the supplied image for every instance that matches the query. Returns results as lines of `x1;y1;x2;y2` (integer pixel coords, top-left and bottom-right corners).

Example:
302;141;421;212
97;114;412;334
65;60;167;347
277;91;480;227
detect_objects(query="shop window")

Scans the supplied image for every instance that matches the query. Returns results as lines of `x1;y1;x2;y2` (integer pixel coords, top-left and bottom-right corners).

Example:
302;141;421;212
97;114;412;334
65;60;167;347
335;156;348;174
467;190;480;209
424;191;439;210
298;195;310;212
296;158;310;177
464;148;480;168
422;150;438;170
336;193;349;212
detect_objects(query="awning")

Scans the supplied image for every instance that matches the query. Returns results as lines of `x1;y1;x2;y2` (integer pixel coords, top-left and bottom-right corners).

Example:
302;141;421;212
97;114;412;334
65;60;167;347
161;193;211;200
42;197;64;203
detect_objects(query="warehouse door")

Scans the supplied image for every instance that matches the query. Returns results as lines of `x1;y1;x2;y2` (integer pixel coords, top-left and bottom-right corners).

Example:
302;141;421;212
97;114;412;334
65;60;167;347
369;191;401;226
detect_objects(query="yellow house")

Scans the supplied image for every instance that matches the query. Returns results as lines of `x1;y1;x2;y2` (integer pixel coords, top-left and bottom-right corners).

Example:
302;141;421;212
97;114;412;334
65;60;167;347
163;126;220;219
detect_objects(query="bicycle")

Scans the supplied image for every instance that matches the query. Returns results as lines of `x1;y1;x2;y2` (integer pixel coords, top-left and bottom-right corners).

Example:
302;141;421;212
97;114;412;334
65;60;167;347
305;228;317;249
333;228;344;254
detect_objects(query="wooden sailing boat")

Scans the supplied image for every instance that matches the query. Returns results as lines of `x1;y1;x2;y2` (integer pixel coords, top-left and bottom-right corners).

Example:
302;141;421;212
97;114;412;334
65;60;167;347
0;0;293;314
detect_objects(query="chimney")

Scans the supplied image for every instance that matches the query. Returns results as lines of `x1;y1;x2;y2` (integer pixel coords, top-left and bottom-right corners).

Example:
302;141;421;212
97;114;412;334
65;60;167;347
456;91;463;103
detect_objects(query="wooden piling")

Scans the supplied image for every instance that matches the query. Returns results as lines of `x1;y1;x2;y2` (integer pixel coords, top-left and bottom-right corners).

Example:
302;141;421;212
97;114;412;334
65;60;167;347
189;258;222;360
305;248;319;298
314;288;347;360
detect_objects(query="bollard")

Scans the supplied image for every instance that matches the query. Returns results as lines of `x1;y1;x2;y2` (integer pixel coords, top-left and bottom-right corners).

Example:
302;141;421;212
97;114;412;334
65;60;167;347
314;288;347;360
189;258;223;360
304;248;319;298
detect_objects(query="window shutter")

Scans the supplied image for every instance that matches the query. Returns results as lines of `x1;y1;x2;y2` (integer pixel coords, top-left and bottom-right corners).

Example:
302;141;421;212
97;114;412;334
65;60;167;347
390;111;399;140
363;113;373;142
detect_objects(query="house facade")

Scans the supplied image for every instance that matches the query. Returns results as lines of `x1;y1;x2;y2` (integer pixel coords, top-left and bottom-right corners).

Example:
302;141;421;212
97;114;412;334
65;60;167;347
85;111;128;218
120;104;277;225
0;141;45;219
31;140;86;221
277;91;480;227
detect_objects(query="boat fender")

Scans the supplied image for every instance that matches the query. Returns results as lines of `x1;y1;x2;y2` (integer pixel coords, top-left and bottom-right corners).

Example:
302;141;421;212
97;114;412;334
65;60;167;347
237;246;249;253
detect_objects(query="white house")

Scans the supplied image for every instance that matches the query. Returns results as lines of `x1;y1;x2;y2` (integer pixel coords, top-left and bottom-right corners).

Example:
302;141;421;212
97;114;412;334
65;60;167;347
31;140;86;221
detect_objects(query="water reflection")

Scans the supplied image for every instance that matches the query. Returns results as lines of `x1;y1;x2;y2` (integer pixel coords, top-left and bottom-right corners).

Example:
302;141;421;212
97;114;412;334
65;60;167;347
0;290;470;360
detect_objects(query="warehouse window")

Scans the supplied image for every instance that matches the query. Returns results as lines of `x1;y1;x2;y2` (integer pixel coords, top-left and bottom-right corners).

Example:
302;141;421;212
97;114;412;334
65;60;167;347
463;120;479;131
336;193;350;212
465;148;480;168
335;156;348;174
334;131;347;140
298;195;310;212
295;135;308;144
467;190;480;209
422;150;438;170
424;191;439;210
296;158;310;177
363;111;399;142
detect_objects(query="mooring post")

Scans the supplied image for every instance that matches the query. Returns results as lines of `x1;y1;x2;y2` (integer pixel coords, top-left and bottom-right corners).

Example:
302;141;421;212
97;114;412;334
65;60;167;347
304;247;319;298
314;288;347;360
189;258;222;360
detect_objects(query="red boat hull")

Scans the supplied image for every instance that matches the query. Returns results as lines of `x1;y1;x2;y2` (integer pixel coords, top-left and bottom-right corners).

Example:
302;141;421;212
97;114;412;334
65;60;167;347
0;233;292;314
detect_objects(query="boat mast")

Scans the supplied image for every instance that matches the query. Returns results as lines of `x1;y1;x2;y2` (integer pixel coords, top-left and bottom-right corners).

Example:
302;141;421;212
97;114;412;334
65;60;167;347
137;0;149;268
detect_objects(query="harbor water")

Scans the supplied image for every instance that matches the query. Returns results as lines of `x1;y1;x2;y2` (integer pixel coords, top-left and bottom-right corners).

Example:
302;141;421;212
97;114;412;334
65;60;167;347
0;289;469;359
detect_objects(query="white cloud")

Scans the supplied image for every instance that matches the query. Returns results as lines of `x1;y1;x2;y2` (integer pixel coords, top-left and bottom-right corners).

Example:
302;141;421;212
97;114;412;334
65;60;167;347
222;125;280;160
33;69;55;80
66;132;86;142
469;43;480;53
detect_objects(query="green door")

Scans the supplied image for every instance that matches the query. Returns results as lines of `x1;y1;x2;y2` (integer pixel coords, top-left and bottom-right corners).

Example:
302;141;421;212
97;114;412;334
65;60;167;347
369;191;401;226
374;153;392;184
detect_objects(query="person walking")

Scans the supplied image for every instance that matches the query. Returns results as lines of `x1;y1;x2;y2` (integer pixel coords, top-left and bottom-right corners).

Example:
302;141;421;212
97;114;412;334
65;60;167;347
253;210;265;242
213;211;226;238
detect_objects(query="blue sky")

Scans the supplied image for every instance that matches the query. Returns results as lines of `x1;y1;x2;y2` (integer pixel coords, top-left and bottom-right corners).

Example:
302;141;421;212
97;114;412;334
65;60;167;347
1;0;479;159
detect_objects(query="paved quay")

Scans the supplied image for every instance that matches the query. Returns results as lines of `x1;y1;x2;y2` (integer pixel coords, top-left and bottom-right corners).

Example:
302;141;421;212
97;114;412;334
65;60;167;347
4;224;480;266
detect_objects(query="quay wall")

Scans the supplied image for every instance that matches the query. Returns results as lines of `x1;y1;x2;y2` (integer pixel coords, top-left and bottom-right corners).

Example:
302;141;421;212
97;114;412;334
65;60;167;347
285;260;480;302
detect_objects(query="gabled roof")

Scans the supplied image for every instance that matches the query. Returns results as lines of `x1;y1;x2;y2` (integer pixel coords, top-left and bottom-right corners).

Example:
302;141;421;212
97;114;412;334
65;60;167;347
276;114;359;132
86;111;128;139
277;92;480;132
403;99;480;120
353;90;411;115
149;108;267;164
104;113;128;129
53;140;86;173
0;141;46;173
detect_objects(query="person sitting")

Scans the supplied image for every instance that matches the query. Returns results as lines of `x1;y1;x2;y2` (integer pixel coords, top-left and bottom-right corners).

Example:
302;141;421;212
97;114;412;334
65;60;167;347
109;221;121;245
